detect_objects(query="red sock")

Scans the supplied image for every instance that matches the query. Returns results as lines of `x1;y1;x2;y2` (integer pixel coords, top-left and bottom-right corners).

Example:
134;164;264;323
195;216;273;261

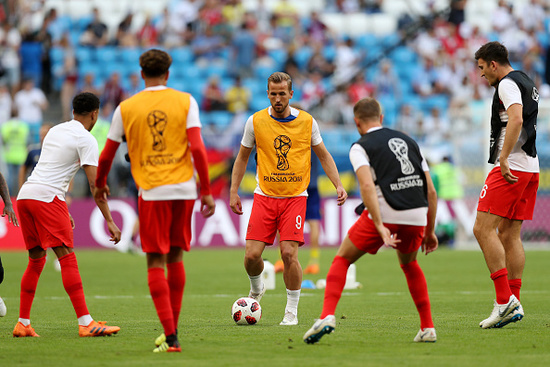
401;260;434;329
321;256;350;318
148;267;175;336
58;252;89;318
19;256;46;319
508;278;522;301
491;268;512;304
167;261;185;330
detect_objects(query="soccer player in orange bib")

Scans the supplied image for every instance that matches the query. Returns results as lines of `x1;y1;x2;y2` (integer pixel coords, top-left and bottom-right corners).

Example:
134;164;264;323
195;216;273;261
94;49;215;352
14;92;121;338
230;72;347;325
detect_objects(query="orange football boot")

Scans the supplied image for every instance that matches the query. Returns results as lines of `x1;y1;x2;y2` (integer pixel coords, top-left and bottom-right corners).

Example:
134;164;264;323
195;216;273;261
79;320;120;337
13;322;40;337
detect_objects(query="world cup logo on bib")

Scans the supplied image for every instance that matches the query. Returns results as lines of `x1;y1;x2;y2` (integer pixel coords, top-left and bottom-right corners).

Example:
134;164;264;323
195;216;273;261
147;110;168;151
274;135;292;171
388;138;414;175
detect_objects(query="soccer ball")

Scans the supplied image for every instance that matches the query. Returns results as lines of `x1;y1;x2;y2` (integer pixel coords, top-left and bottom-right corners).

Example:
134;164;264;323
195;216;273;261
231;297;262;325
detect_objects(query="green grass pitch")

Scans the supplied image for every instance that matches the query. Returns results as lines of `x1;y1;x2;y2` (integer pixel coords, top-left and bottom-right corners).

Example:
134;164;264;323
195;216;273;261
0;247;549;366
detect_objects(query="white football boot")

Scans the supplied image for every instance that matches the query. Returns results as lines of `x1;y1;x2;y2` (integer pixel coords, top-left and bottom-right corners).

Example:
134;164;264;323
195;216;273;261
479;295;521;329
280;311;298;326
303;315;336;343
248;283;266;302
413;328;437;342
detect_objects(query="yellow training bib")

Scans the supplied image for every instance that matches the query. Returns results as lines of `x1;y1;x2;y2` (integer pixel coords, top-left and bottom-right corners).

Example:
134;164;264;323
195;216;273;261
120;88;194;190
253;108;312;197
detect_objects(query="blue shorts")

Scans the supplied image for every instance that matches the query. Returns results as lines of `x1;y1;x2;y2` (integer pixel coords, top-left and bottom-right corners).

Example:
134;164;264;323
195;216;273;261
306;187;321;220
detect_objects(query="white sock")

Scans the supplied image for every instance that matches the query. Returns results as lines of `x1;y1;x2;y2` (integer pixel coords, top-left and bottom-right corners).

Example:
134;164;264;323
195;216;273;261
78;314;93;326
18;318;30;326
249;274;263;294
285;289;301;315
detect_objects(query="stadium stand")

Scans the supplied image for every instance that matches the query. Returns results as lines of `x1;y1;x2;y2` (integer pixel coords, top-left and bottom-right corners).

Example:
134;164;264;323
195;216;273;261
1;0;548;203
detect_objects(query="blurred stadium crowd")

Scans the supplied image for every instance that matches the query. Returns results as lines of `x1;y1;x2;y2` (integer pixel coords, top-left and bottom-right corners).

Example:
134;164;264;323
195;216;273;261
1;0;550;199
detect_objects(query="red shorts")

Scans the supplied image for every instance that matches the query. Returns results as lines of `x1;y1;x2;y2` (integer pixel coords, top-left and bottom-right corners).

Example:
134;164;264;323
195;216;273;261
477;167;539;220
246;194;307;245
17;197;73;250
138;198;195;254
348;211;425;254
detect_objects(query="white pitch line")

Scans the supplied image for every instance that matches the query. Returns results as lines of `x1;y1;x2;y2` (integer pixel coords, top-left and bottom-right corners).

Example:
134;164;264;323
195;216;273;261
2;289;547;302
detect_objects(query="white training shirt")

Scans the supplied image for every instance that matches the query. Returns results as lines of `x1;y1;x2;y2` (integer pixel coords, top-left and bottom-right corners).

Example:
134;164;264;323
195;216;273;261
349;127;429;226
241;106;323;197
496;78;539;173
17;120;98;202
107;85;203;201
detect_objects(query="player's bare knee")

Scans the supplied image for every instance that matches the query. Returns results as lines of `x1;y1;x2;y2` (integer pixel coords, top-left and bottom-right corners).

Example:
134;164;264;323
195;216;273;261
497;231;507;244
244;249;262;264
280;249;297;266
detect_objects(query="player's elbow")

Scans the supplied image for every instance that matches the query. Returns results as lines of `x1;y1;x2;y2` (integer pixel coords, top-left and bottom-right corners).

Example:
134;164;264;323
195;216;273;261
427;184;437;203
189;144;201;155
359;181;375;194
427;183;437;197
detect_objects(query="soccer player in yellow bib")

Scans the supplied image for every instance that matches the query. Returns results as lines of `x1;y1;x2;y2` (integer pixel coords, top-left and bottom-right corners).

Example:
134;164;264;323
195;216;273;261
95;49;216;352
230;72;347;325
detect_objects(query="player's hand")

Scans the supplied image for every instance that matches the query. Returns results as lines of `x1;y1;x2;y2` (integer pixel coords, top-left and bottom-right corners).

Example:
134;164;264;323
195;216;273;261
421;231;438;255
376;224;400;249
107;220;121;244
500;158;518;184
1;203;19;227
94;185;111;203
336;185;348;206
69;213;75;229
200;194;216;218
230;192;243;215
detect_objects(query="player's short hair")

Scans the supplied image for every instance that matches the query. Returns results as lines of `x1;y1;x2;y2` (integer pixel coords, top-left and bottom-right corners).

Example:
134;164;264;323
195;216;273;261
268;72;292;91
73;92;100;115
140;49;172;78
474;41;511;66
353;97;381;122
